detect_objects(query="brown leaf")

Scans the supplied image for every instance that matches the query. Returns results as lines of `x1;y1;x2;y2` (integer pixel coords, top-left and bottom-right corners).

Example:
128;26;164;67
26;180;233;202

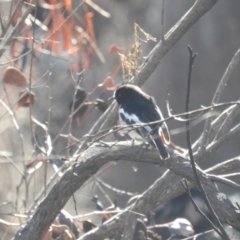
109;44;124;54
3;67;27;87
98;76;114;88
72;103;88;119
52;224;76;240
41;226;52;240
106;83;121;91
82;220;96;233
17;90;35;108
94;99;108;112
63;18;74;50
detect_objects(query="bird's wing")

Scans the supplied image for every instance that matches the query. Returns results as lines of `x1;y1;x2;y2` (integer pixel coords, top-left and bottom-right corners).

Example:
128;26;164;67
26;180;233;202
139;97;170;144
119;108;150;138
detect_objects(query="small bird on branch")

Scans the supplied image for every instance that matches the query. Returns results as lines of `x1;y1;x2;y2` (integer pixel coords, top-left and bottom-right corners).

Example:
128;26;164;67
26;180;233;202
114;84;184;160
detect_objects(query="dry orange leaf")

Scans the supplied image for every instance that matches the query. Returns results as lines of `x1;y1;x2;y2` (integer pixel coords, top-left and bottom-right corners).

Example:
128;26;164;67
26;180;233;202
85;11;96;55
63;18;74;50
106;83;121;91
109;44;124;54
64;0;72;11
17;90;35;108
3;67;27;87
98;76;114;88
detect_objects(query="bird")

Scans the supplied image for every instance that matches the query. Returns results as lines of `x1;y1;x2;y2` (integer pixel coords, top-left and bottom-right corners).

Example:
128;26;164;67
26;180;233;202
114;84;170;160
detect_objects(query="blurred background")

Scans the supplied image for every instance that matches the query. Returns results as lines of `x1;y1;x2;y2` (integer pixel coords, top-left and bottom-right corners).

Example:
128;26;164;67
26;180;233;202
0;0;240;238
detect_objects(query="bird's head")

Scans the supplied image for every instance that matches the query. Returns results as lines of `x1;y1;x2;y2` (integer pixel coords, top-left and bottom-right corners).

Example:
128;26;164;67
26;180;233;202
114;84;143;105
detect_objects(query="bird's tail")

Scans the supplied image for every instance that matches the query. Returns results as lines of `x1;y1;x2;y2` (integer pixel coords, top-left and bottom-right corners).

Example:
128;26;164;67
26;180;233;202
152;137;169;160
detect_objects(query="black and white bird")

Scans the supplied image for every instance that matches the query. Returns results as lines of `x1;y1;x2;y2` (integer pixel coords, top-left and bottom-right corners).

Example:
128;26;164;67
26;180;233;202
114;84;170;160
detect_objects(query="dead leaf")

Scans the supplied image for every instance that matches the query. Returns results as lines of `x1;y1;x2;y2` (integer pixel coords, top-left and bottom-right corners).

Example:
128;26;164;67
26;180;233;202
64;0;72;12
3;67;27;87
52;224;76;239
71;103;88;119
17;90;35;108
81;220;96;233
94;99;108;112
106;83;121;91
42;226;52;240
109;44;124;54
98;76;114;88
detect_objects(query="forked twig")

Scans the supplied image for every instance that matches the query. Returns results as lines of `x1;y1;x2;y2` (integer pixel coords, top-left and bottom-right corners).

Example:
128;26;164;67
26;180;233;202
201;48;240;151
185;46;229;240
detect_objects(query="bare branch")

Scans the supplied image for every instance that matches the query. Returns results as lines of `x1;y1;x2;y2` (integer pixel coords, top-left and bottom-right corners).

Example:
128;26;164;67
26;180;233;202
205;157;240;174
160;0;166;42
185;46;228;239
201;48;240;150
0;4;34;58
13;141;240;240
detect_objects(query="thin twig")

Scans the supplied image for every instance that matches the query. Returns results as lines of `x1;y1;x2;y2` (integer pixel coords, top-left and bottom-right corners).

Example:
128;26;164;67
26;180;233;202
121;197;143;240
0;5;34;58
181;180;215;228
161;0;166;42
205;157;240;174
192;102;240;153
182;229;216;240
208;174;240;191
0;0;24;38
201;48;240;150
96;178;135;196
185;46;229;240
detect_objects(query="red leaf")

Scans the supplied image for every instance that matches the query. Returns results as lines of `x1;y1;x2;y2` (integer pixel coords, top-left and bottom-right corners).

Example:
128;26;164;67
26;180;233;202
3;67;27;87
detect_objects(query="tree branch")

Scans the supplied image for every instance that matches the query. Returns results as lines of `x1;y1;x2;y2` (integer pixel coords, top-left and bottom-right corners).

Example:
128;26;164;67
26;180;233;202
200;48;240;152
13;141;240;240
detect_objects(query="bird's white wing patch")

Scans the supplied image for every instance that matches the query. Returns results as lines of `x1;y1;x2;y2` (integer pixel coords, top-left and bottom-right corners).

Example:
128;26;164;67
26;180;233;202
119;108;153;140
119;108;152;132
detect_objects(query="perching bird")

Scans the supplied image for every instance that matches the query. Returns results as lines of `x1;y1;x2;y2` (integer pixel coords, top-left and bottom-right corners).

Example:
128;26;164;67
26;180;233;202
114;84;170;160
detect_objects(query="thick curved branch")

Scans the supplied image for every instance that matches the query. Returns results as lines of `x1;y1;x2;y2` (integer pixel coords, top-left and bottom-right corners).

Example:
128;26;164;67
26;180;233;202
14;141;240;240
13;102;240;240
